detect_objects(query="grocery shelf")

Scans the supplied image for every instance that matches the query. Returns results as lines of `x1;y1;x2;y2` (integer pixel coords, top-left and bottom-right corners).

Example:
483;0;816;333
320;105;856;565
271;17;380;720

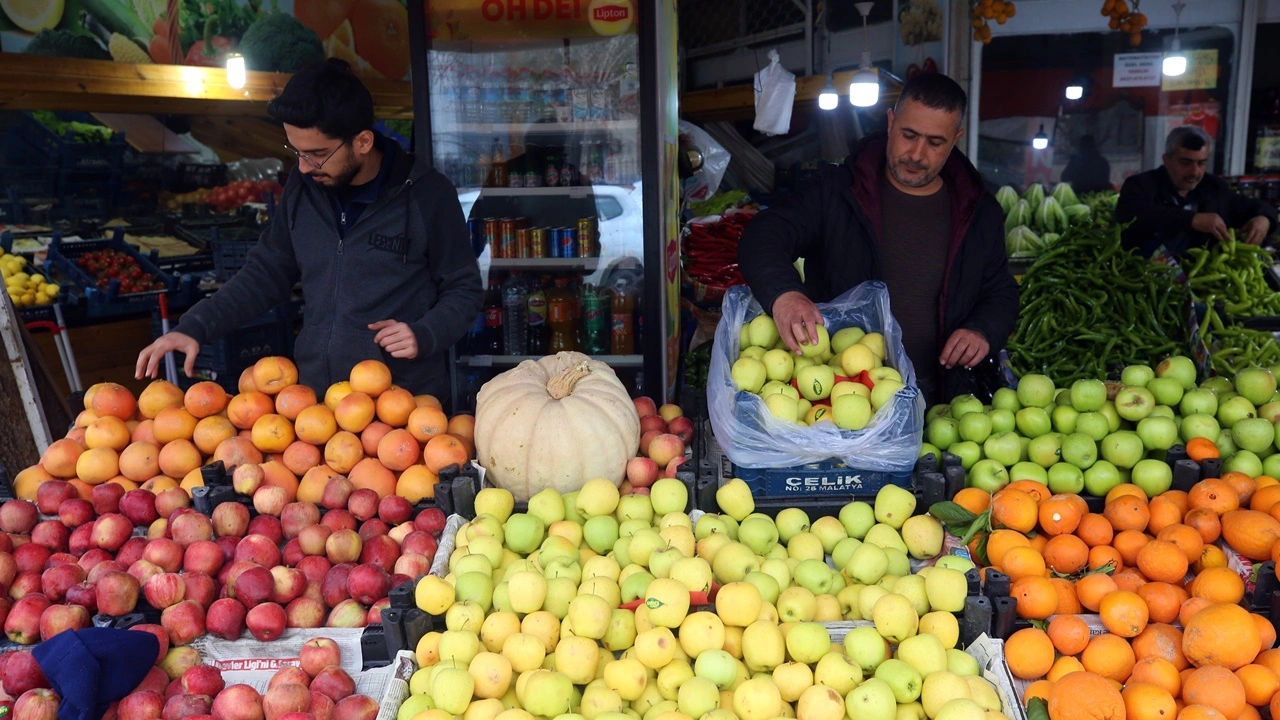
437;120;637;135
489;257;600;271
456;186;596;197
458;354;644;367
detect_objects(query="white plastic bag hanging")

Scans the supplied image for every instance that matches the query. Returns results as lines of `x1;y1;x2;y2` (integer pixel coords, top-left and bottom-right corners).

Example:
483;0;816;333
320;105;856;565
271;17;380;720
753;49;796;136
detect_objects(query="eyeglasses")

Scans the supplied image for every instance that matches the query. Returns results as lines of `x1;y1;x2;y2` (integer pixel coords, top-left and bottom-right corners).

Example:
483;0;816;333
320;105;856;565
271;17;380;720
283;140;349;169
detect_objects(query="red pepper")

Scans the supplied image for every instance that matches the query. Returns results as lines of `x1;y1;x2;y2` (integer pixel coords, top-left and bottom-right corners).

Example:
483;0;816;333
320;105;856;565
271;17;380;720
185;36;233;67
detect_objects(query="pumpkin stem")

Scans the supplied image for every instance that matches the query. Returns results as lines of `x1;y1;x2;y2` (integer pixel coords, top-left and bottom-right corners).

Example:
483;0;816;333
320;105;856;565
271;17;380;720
547;360;592;399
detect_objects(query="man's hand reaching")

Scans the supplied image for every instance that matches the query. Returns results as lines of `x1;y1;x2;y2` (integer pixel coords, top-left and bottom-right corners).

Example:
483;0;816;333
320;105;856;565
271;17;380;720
770;291;824;355
940;328;989;370
369;320;419;359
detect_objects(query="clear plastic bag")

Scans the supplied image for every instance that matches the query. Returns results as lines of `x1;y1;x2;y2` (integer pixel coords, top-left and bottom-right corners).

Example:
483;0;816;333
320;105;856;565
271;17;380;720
753;49;795;136
707;283;925;471
678;120;730;204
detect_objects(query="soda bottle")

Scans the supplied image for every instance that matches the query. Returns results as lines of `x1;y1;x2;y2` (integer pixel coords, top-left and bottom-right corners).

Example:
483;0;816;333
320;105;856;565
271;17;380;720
583;284;609;354
548;278;578;353
502;273;528;355
490;138;509;189
526;278;549;355
484;278;504;354
610;278;635;355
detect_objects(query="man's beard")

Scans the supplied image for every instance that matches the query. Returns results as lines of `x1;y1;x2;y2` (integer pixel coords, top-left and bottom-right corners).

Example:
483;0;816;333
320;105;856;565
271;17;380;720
310;159;361;190
888;155;939;188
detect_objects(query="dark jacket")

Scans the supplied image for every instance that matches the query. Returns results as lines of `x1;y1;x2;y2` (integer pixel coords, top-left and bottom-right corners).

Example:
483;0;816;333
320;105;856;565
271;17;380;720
737;135;1020;401
174;139;484;402
1117;167;1278;257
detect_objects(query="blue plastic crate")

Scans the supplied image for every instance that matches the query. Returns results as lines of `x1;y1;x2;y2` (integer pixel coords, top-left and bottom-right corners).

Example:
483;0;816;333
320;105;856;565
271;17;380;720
17;113;125;173
0;165;57;198
45;229;186;319
210;227;263;281
152;302;299;392
57;179;118;216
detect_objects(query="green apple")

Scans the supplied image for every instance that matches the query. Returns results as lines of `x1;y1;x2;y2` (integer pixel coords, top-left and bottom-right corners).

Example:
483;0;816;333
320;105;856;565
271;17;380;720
842;344;879;378
982;431;1020;467
1234;417;1275;453
846;542;889;585
871;593;918;644
924;566;967;613
1015;407;1052;438
775;508;810;543
1225;450;1265;477
475;488;516;523
714;479;755;522
1147;377;1185;407
950;441;982;470
455;571;495;610
740;346;766;361
874;484;916;529
860;333;887;359
834;394;874;431
797;364;837;401
1115;386;1156;423
869;367;903;385
738;516;779;555
1051;404;1078;434
527;488;565;526
1181;389;1219;417
946;648;980;677
1137;416;1179;451
504;513;546;555
1082;459;1122;497
730;358;767;394
1181;413;1221;443
921;673;973;720
839;501;876;539
991;387;1021;412
799;325;831;359
1027;433;1063;468
1237;367;1278;405
875;659;923;703
1122;364;1155;387
763;393;800;422
671;557;713;594
926;418;961;450
1131;458;1172;498
1047;462;1085;494
616;494;654;524
844;626;891;674
747;314;781;348
1101;431;1144;469
1016;374;1056;408
1075;411;1111;441
1009;461;1048;484
870;379;906;411
761;348;795;383
950;395;984;418
1218;395;1258;429
786;621;832;664
957;413;992;444
897;633;948;677
1156;355;1198;390
901;515;943;560
832;327;867;354
846;678;897;720
1070;378;1108;412
989;408;1016;434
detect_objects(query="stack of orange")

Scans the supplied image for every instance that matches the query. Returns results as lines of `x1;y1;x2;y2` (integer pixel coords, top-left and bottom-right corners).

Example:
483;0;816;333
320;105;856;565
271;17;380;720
953;474;1280;720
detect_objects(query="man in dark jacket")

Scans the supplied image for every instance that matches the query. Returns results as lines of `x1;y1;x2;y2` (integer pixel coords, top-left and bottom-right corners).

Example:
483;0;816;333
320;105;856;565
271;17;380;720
738;73;1019;403
136;60;484;404
1117;125;1276;258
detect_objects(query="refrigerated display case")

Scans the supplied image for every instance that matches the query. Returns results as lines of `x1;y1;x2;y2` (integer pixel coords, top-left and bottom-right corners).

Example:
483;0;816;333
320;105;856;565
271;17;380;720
419;2;677;411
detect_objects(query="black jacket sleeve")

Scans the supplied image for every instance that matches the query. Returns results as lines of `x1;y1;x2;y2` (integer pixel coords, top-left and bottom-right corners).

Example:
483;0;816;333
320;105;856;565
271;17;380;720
172;178;301;345
737;168;837;313
1116;172;1196;252
408;171;484;356
960;197;1020;353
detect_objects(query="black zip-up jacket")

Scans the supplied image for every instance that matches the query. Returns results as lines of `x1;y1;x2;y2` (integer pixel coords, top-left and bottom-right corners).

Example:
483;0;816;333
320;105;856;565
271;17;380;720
1116;167;1278;258
737;134;1020;402
174;138;484;402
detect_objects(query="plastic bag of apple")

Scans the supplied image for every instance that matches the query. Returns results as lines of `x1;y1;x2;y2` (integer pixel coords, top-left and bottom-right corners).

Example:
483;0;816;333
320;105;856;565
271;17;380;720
402;479;1011;720
709;283;925;473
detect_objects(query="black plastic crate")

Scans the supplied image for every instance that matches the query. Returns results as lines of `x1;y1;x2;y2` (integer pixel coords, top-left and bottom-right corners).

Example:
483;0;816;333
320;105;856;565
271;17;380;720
174;218;256;252
152;301;299;392
17;113;126;173
211;227;263;281
175;163;227;189
0;165;58;198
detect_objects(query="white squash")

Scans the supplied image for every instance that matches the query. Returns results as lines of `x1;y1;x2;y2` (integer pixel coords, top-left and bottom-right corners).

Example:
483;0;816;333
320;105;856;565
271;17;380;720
474;352;641;501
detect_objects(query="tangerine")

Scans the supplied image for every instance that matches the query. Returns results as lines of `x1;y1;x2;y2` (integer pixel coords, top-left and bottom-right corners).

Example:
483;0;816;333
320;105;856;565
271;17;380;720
1077;513;1116;547
1044;534;1090;574
1183;603;1261;670
1123;682;1177;720
1041;495;1084;536
1013;576;1059;620
993;488;1040;533
1048;672;1125;720
1182;666;1246;720
1188;479;1240;516
1105;495;1151;532
1189;567;1245;605
1081;632;1137;682
1048;615;1091;656
953;487;991;515
1006;627;1057;680
1114;529;1154;567
1077;573;1120;612
1100;590;1150;637
1137;540;1190;584
1138;582;1190;625
1131;656;1184;697
1002;545;1047;581
1133;623;1190;670
1235;664;1279;707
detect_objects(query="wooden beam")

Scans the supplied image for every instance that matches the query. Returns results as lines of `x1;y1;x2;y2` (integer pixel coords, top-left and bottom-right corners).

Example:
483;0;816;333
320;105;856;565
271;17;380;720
0;54;413;118
681;69;901;120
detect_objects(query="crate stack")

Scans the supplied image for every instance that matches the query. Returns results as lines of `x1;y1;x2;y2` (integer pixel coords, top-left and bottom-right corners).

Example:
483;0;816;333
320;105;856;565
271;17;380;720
2;112;126;221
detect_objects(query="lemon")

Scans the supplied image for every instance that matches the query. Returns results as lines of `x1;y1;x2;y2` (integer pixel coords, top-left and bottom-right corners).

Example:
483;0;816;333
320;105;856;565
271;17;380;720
1;0;63;33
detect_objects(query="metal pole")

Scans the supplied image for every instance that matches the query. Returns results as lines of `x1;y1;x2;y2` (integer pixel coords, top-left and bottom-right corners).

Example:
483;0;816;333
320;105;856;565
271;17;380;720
968;39;982;161
407;0;434;166
1230;0;1258;175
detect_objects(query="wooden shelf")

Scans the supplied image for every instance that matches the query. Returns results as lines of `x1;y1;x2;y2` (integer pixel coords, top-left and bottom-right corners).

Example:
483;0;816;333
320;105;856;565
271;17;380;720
681;68;902;121
0;54;413;118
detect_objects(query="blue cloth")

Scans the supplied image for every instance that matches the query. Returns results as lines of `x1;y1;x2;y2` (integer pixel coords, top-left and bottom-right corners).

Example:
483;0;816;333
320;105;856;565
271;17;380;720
32;628;159;720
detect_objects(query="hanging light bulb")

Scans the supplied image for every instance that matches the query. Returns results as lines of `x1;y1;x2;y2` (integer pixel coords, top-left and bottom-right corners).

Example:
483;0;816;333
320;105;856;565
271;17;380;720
849;2;879;107
1065;84;1084;100
1032;124;1049;150
226;53;246;89
1164;2;1187;77
818;75;839;110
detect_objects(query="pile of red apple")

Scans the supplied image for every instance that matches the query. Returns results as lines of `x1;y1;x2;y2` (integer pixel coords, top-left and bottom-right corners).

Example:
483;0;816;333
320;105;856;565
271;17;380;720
2;633;383;719
622;397;696;495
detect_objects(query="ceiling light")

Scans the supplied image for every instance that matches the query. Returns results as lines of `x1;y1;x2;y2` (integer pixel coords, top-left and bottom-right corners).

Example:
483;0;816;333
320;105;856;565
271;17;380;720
849;2;879;108
1032;124;1049;150
1065;84;1084;100
1164;2;1187;77
818;76;838;110
226;54;246;89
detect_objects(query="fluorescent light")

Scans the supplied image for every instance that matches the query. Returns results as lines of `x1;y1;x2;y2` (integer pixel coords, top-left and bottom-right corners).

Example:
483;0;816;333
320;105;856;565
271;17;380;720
226;54;246;89
1163;53;1186;77
1065;84;1084;100
818;77;838;110
1032;124;1049;150
849;52;879;108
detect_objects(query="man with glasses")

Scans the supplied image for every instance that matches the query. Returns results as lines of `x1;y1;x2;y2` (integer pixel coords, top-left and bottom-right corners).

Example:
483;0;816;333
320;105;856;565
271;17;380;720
137;59;483;407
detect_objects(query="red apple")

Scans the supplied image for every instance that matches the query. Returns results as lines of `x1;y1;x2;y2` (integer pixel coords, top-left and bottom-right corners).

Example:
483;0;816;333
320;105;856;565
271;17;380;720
324;531;361;565
252;487;288;517
13;544;49;575
280;503;320;540
159;646;202;681
91;514;133;552
268;667;311;689
205;598;247;641
128;559;163;587
214;536;239;562
308;691;334;720
14;688;59;720
232;464;265;496
626;457;660;488
633;396;658;418
658;403;683;422
65;582;96;614
665;455;688;479
320;510;356;534
4;594;49;645
271;567;306;605
295;556;331;585
638;430;662;456
161;600;206;646
170;513;214;547
320;565;353;608
77;548;111;573
647;433;685;467
234;535;282;569
345;565;389;606
281;539;305;568
230;566;273;608
219;560;258;591
180;665;225;697
345;490;378;523
357;535;398;573
668;416;696;443
640;414;667;435
376;496;413;526
38;603;88;641
399;531;438;559
324;599;366;629
246;602;285;642
298;526;332;557
162;693;211;720
298;637;341;678
388;573;410;589
69;523;95;556
56;499;95;529
308;667;353;703
40;563;84;602
393;553;431;578
1;650;47;696
87;561;125;584
210;684;263;720
388;522;414;544
356;519;388;541
262;683;311;720
183;541;225;576
119;490;159;527
91;483;125;516
116;537;149;568
331;695;377;720
35;481;76;516
320;477;354;512
247;516;283;546
119;690;165;720
284;597;325;629
144;539;185;574
211;503;250;539
366;597;389;625
154;488;190;519
413;508;446;536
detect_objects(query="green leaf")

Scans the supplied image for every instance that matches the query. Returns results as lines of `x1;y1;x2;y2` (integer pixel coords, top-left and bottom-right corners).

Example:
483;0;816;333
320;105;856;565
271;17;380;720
974;533;990;567
930;501;978;527
1027;696;1050;720
1028;619;1047;631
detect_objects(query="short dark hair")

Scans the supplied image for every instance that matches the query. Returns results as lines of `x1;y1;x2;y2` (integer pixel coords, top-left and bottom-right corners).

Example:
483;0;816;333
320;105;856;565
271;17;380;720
1165;125;1211;155
267;59;374;140
895;73;968;119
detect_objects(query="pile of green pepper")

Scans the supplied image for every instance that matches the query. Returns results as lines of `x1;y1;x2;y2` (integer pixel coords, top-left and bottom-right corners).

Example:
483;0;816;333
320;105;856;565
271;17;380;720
1185;239;1280;316
1007;222;1189;385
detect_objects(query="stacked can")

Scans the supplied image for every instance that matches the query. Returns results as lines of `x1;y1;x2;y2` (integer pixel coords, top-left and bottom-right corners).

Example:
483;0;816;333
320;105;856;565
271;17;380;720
482;218;500;258
516;228;533;258
499;219;518;259
530;228;549;258
553;227;579;258
577;217;599;258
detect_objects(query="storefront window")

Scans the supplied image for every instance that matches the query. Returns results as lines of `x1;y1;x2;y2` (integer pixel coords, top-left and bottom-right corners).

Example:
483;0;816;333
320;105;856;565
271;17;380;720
977;26;1236;192
1247;23;1280;174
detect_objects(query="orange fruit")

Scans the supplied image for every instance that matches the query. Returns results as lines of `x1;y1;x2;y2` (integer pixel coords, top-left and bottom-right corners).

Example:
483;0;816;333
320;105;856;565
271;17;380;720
1184;508;1222;543
1044;534;1090;574
1048;615;1091;656
1108;483;1149;504
1188;479;1240;516
1049;671;1125;720
1051;577;1084;615
1113;530;1153;567
1002;545;1047;581
1223;471;1257;506
1010;479;1053;504
1137;540;1190;584
1189;567;1245;604
1077;513;1116;547
1089;545;1125;572
1179;597;1213;628
1105;495;1151;532
1030;532;1050;555
1081;632;1137;682
1041;494;1085;536
953;487;991;515
1179;705;1228;720
1156;524;1205;564
1257;475;1280;489
1100;590;1150;638
1255;649;1280;678
1271;693;1280;720
1255;613;1277;654
1182;666;1246;720
1131;656;1184;697
1183;603;1262;670
1113;567;1149;593
1006;627;1056;680
1134;623;1190;670
1138;582;1190;625
1049;655;1088;682
1024;679;1056;705
993;487;1040;533
1235;664;1279;707
1164;490;1192;516
1149;496;1186;535
1077;572;1120;612
1185;437;1220;462
1238;705;1261;720
1194;544;1229;573
1250;484;1280;513
1124;682;1178;720
1013;576;1059;620
987;529;1032;567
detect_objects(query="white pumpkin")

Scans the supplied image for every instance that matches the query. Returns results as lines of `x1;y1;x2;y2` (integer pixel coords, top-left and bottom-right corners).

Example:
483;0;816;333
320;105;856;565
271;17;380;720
474;352;641;502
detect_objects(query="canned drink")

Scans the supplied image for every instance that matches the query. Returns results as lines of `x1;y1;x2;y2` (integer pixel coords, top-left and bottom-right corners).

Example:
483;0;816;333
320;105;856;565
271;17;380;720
516;228;533;259
508;172;523;188
482;218;501;258
499;219;518;259
577;217;598;258
530;227;549;258
548;227;562;258
557;227;579;258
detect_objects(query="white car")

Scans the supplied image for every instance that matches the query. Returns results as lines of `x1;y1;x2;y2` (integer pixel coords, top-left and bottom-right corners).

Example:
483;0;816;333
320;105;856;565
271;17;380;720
459;183;644;285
